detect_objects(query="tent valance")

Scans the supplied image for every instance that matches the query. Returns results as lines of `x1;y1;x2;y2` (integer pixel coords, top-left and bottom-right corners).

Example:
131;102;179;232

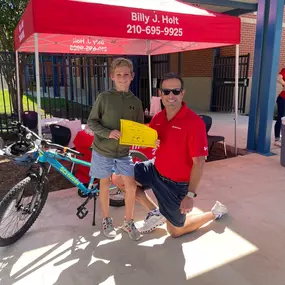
14;0;240;55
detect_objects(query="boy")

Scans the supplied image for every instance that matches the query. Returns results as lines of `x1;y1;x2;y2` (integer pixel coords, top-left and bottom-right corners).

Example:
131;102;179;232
87;58;144;241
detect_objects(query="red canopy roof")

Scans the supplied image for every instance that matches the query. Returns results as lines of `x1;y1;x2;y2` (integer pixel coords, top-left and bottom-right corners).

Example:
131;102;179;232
14;0;241;55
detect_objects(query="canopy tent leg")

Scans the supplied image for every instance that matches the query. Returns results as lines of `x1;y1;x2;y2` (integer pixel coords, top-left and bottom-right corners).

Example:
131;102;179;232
148;54;152;105
234;44;240;156
147;40;152;107
34;33;42;137
15;51;21;122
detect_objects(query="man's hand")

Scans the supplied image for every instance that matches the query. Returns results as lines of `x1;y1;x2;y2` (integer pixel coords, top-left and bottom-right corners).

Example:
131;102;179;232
109;130;122;140
179;196;194;214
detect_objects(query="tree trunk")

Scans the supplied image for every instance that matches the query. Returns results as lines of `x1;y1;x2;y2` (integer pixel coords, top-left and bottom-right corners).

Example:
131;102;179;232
0;52;26;119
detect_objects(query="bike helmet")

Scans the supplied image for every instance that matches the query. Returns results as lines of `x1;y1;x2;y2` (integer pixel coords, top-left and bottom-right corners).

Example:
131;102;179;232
1;141;39;166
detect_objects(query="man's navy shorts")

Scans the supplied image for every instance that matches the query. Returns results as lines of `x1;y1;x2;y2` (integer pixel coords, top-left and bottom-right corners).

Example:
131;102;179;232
134;160;189;227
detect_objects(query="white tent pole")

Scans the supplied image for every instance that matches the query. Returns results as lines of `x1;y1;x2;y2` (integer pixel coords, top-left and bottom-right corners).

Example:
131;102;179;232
34;33;42;137
234;44;239;156
15;51;21;122
147;40;152;106
148;54;152;103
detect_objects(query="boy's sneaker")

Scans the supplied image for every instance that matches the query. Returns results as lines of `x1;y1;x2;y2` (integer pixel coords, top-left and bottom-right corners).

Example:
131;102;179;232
122;219;142;241
137;209;166;234
102;217;116;238
211;201;228;219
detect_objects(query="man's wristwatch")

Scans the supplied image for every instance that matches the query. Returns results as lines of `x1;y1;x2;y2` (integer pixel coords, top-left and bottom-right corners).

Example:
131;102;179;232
186;191;197;198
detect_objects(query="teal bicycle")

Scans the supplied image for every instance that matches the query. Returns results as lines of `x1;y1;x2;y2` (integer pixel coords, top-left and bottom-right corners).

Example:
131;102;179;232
0;123;147;247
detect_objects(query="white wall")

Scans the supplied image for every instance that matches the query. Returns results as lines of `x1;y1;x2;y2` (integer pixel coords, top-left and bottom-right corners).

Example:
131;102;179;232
182;76;255;115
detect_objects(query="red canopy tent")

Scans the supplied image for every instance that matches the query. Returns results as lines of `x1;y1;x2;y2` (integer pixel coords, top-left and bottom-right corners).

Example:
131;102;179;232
14;0;241;153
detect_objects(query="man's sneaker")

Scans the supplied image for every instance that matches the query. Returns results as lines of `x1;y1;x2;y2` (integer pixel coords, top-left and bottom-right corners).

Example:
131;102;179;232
102;217;116;238
211;201;228;219
122;219;142;241
137;209;166;234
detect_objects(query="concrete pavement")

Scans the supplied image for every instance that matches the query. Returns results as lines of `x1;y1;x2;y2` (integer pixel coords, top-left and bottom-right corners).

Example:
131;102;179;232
1;150;285;285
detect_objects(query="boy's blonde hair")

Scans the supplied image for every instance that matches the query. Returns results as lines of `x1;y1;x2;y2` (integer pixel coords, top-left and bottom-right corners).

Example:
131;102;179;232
110;57;133;74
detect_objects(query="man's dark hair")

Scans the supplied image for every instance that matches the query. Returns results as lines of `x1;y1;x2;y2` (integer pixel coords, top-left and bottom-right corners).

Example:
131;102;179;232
160;72;184;89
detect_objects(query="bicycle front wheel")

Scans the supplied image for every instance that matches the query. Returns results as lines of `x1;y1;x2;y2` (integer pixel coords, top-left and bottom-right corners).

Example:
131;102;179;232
0;175;49;247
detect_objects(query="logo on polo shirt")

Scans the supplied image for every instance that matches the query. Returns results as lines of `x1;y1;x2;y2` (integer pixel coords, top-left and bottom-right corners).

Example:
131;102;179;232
172;126;181;130
129;105;135;111
204;147;208;151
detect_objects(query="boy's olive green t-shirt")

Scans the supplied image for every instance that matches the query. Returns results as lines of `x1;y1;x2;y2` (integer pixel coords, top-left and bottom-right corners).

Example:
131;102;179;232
87;89;144;158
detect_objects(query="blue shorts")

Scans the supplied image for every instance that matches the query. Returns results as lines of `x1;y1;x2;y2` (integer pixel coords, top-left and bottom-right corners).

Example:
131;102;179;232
90;150;134;179
134;160;189;227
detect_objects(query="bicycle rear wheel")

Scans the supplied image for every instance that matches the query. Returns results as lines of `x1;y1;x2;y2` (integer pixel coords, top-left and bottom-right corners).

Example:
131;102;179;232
109;187;125;207
129;150;148;162
0;175;49;247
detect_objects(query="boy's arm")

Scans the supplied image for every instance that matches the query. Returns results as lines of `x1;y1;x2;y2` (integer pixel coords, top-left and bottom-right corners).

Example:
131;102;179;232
87;94;111;138
137;102;144;124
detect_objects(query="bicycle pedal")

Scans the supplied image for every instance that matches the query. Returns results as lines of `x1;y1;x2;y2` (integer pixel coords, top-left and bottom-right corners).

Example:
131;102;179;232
76;206;88;219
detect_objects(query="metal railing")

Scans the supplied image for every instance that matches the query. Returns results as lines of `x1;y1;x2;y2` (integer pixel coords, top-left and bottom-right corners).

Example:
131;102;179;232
0;52;170;136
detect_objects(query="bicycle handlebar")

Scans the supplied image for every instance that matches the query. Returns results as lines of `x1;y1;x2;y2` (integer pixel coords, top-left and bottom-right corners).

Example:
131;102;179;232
13;122;84;157
17;123;41;140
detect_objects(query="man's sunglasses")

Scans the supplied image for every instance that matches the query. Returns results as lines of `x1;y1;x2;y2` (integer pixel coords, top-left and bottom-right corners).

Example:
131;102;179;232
160;88;183;95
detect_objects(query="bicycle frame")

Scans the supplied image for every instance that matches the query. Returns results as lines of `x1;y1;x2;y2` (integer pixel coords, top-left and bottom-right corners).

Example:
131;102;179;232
37;149;99;195
2;123;121;227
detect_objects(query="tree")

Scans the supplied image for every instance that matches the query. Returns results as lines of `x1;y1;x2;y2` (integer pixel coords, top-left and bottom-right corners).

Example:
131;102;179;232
0;0;29;115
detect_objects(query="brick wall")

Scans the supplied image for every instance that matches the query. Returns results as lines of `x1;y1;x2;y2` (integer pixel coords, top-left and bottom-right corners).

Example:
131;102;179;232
221;13;285;77
170;49;214;77
170;52;179;73
181;49;214;77
280;30;285;71
220;21;256;76
171;11;285;78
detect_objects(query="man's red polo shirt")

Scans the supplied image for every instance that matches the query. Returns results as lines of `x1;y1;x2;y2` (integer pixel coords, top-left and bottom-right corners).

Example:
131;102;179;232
279;68;285;99
149;102;208;183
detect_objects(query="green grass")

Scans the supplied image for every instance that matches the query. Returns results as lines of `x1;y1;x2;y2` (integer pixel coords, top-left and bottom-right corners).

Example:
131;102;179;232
0;90;91;119
25;94;68;116
0;90;48;116
26;93;91;119
0;90;72;117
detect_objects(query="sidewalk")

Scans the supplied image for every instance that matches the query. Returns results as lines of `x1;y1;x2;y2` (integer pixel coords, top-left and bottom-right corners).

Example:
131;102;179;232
1;150;285;285
195;111;279;152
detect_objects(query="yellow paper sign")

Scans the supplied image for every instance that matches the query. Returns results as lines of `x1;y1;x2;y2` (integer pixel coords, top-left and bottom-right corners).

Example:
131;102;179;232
119;119;158;148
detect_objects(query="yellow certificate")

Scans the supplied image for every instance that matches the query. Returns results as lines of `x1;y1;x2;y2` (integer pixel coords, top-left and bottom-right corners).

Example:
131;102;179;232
119;119;158;148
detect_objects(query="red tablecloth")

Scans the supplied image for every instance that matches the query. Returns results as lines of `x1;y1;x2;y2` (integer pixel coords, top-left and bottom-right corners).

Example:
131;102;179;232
73;130;94;183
